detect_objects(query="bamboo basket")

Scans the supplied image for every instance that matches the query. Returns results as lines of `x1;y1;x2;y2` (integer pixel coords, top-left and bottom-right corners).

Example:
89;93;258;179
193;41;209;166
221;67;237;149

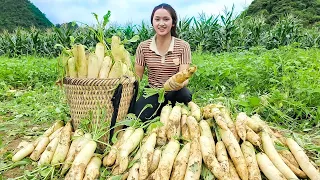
63;76;136;150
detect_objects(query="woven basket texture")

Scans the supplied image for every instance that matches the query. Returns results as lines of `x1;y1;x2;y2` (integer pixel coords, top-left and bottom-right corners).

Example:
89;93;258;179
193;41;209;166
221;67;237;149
63;76;135;150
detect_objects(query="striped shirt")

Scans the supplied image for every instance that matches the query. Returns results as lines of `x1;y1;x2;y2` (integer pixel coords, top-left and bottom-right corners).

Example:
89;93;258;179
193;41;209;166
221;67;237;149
135;35;192;88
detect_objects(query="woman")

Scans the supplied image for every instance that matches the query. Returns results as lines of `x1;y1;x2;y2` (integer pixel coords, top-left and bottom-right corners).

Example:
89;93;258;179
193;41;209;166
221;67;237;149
133;3;193;122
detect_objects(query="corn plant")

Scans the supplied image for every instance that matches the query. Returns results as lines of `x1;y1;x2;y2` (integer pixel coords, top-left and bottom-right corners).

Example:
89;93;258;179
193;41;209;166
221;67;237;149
192;13;221;52
265;14;303;48
136;21;153;41
219;5;237;52
300;27;320;48
234;15;267;49
54;23;77;50
0;9;319;57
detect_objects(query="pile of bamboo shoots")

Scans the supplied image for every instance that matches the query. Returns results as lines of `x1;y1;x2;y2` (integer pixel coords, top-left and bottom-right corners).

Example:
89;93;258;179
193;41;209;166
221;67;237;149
11;101;320;180
64;35;134;79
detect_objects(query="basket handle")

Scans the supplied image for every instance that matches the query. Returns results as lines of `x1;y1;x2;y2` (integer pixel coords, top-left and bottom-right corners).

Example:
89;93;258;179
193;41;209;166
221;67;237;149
109;83;123;142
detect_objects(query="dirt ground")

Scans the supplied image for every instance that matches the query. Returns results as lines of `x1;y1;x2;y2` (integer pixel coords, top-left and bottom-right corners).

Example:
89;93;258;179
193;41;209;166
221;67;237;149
0;117;45;179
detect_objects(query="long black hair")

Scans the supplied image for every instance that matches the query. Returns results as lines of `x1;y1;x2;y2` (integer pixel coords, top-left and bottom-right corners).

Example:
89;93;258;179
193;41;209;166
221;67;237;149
151;3;178;37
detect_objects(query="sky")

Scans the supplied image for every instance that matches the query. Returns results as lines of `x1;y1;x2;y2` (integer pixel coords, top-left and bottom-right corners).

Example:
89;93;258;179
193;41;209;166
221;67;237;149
30;0;254;26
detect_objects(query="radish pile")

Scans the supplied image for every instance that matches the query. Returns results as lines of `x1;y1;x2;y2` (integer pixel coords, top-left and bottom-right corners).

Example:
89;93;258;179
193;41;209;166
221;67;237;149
11;121;101;179
61;35;135;80
11;102;320;180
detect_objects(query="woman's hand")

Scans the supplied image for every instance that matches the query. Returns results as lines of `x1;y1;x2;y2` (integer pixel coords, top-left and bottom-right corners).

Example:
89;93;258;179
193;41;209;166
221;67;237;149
167;79;187;91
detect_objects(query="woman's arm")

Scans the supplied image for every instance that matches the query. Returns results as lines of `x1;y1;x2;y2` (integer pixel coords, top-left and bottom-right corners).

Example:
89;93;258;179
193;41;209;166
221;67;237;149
135;64;144;81
135;42;145;81
179;41;192;87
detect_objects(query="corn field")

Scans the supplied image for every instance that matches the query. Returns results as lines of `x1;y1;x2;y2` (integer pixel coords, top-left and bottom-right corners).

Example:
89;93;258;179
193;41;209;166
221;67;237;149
0;9;319;58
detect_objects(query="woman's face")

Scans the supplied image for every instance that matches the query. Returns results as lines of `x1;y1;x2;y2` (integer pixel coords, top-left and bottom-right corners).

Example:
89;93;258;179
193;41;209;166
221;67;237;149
152;8;173;36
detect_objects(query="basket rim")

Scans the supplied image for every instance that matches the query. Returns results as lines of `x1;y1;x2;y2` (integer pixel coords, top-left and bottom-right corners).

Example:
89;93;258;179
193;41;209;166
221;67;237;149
63;76;136;86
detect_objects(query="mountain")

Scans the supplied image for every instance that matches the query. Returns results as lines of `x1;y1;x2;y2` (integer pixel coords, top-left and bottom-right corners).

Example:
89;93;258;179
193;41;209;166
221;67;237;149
0;0;53;32
244;0;320;26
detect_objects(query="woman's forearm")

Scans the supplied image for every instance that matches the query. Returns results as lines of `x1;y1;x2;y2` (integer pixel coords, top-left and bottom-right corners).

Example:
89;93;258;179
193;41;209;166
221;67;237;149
135;64;144;81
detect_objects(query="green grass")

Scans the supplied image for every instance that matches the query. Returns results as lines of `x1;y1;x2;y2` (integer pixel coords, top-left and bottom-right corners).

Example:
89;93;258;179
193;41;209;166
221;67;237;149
0;56;68;123
0;56;58;89
190;45;320;131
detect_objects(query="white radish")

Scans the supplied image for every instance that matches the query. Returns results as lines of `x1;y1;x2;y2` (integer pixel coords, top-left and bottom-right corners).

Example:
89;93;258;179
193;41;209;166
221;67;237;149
286;137;320;180
103;127;134;167
61;133;90;175
241;141;261;180
127;162;140;180
212;109;229;130
12;143;34;162
228;158;241;180
87;54;100;78
184;139;202;180
280;154;308;179
49;126;63;141
235;112;247;141
251;114;282;145
186;115;200;140
30;136;50;161
43;120;64;137
216;141;229;175
181;113;190;141
38;137;59;166
139;132;157;180
188;101;201;121
170;142;191;180
245;116;263;133
95;42;105;68
99;56;112;79
83;156;102;180
157;104;172;145
166;105;182;140
118;128;144;173
200;136;226;180
277;149;299;168
156;139;180;180
261;131;298;180
51;122;72;167
199;120;215;154
245;126;262;149
219;106;240;142
68;57;77;78
149;149;161;174
256;152;286;180
219;126;248;180
132;148;142;162
13;141;29;155
65;140;97;180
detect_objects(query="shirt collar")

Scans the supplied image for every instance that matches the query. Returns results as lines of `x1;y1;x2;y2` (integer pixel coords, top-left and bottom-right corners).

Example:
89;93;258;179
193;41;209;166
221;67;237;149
149;35;175;55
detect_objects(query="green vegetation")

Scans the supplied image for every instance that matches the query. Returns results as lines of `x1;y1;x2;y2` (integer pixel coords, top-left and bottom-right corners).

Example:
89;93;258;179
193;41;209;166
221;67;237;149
0;2;320;178
192;46;320;130
245;0;320;26
1;46;319;134
0;57;68;123
0;0;53;32
0;10;319;58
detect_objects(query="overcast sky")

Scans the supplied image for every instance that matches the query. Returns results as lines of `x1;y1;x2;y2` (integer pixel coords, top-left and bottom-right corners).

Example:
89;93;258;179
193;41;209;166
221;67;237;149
30;0;253;26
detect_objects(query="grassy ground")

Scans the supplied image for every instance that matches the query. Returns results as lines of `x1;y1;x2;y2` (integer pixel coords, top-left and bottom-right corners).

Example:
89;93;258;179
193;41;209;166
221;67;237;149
0;46;319;179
